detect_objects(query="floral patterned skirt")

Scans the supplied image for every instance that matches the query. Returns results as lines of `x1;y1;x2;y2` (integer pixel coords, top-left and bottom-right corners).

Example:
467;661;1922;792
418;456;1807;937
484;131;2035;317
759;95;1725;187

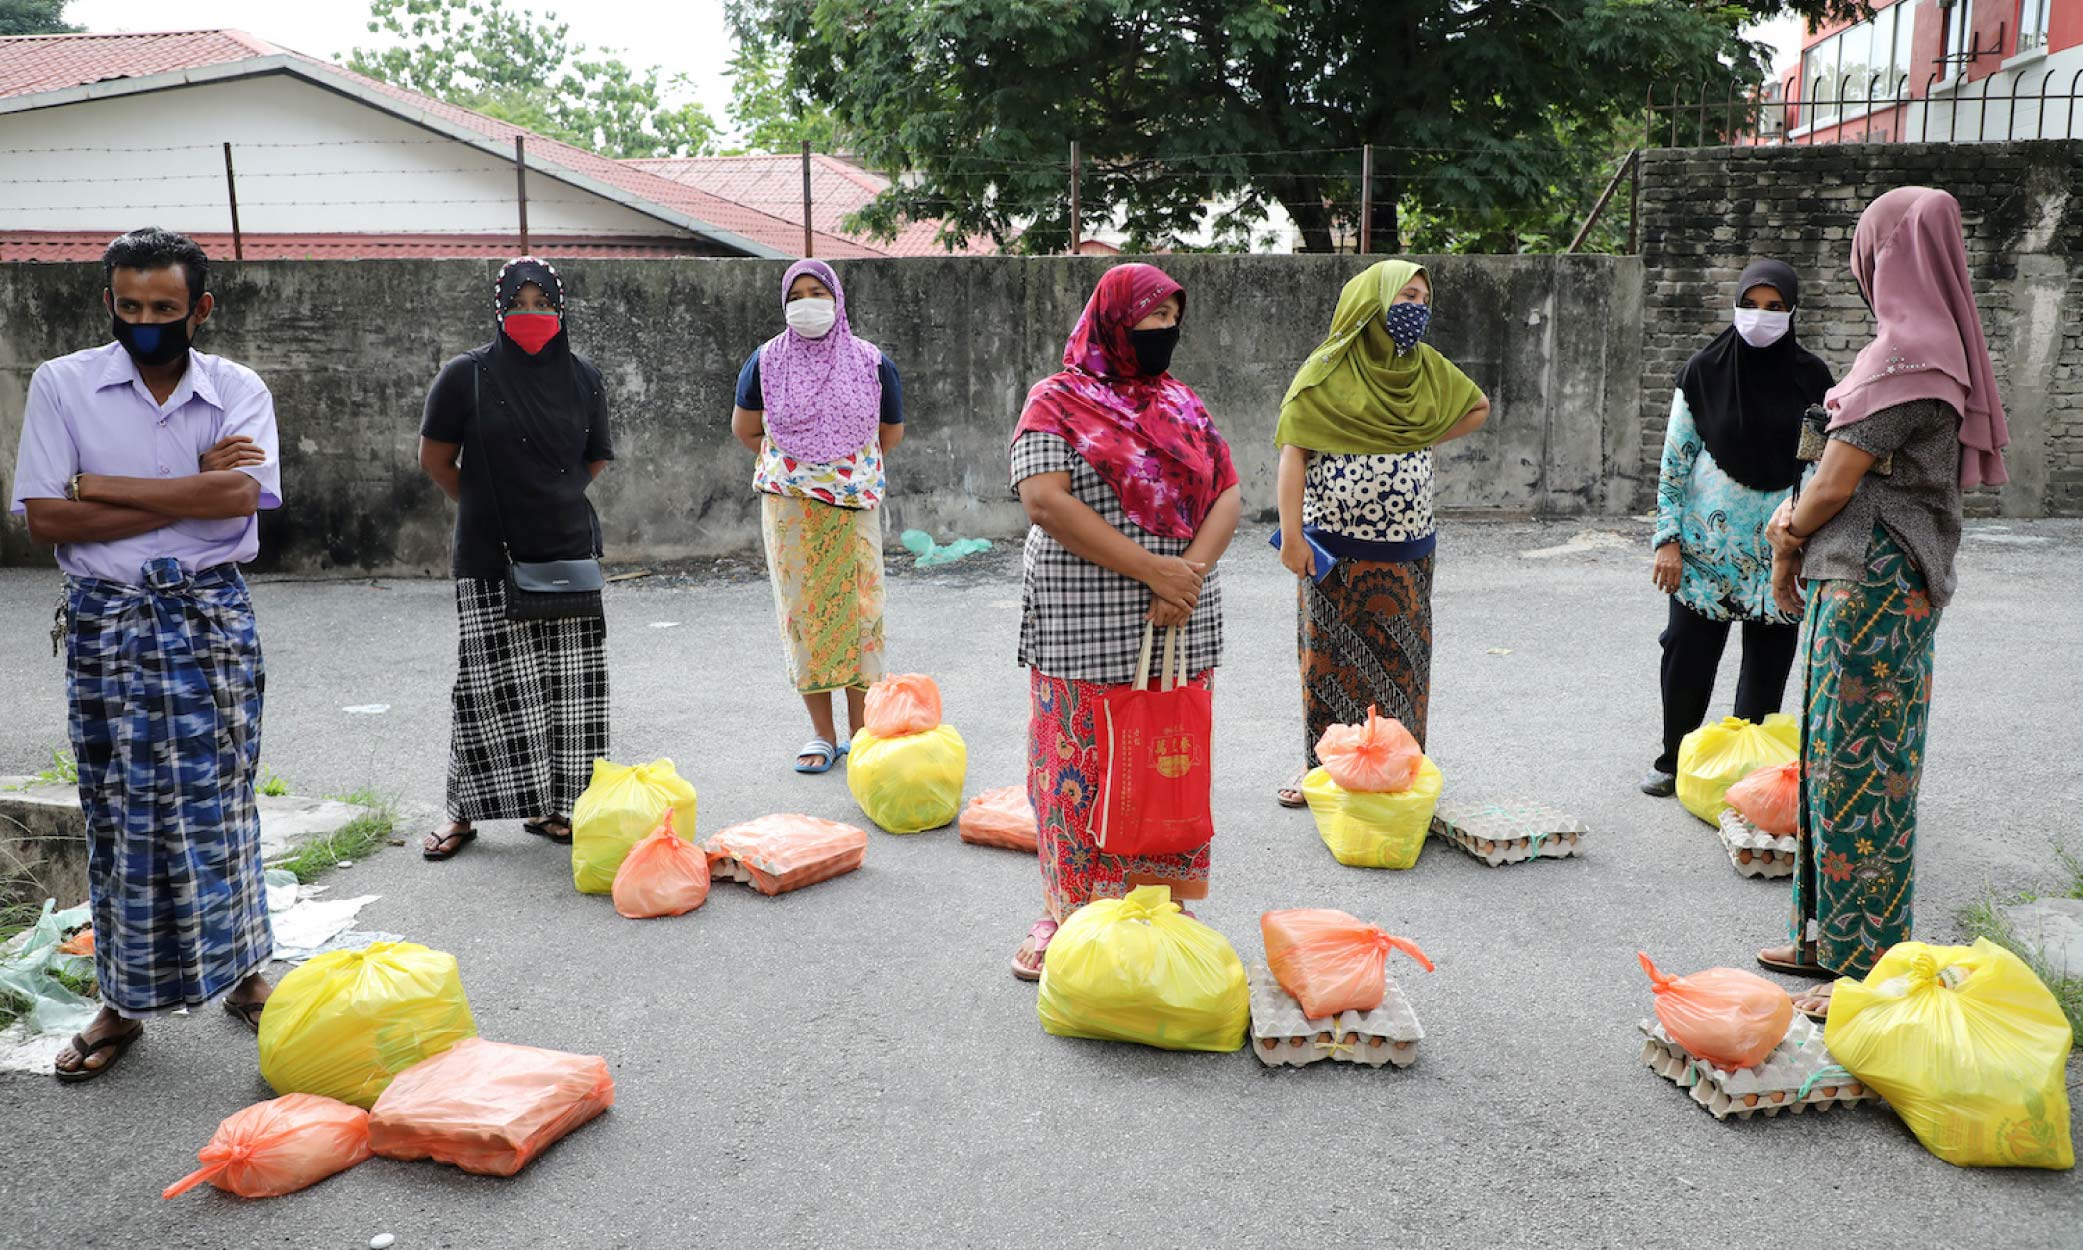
1299;555;1433;760
1027;668;1212;922
761;492;887;694
1791;526;1939;978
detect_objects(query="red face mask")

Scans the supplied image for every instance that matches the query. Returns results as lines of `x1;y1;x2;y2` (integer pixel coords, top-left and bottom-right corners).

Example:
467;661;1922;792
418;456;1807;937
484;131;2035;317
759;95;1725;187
501;311;561;354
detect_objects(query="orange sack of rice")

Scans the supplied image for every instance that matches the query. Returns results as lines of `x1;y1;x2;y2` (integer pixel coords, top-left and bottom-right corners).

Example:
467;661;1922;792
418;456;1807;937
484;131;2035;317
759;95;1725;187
1314;706;1423;793
1637;952;1792;1070
1262;909;1434;1018
959;786;1038;853
162;1093;372;1200
703;814;868;896
863;674;943;737
611;809;711;919
367;1038;614;1177
1724;761;1800;835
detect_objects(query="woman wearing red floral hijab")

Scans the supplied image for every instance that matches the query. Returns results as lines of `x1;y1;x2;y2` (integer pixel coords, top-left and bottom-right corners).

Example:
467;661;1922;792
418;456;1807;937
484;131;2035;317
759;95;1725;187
1006;263;1242;980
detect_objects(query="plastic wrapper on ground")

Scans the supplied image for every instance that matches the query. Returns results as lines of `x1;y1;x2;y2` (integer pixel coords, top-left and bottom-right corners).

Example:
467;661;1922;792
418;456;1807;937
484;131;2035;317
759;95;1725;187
368;1037;614;1177
702;814;868;896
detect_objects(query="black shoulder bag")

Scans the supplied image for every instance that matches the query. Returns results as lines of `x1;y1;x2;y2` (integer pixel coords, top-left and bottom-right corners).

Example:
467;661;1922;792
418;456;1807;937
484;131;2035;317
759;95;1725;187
471;360;606;622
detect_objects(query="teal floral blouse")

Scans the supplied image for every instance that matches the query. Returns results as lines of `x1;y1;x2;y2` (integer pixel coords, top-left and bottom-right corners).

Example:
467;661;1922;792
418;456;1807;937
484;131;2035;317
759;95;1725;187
1653;388;1801;624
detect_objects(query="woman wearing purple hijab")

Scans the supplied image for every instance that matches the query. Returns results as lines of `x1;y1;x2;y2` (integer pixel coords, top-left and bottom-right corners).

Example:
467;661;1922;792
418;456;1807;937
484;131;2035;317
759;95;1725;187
731;259;906;773
1756;187;2009;1021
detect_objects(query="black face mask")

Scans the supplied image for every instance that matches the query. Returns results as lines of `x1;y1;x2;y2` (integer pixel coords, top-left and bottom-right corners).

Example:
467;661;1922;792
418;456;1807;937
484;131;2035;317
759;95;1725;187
111;312;193;368
1130;323;1180;377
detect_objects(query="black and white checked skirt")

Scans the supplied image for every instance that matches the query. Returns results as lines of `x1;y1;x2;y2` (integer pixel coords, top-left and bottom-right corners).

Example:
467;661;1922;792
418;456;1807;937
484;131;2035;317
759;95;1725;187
447;578;609;822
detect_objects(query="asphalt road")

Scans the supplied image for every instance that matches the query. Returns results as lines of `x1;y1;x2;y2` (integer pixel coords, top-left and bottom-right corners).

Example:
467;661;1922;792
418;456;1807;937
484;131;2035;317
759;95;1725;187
2;517;2078;1249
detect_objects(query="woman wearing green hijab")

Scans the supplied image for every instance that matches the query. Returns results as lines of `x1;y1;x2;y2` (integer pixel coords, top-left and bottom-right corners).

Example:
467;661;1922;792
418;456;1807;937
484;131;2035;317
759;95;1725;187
1273;259;1489;807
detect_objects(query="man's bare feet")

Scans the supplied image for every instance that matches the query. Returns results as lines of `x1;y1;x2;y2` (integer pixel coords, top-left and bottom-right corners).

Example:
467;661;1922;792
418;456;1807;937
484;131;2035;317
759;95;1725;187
53;1007;142;1082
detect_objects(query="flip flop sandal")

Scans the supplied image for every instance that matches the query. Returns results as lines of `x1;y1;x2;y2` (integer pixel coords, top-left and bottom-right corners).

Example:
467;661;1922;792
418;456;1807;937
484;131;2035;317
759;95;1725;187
422;827;478;861
1793;991;1833;1024
1276;767;1309;810
794;739;840;775
222;997;265;1033
54;1026;142;1084
524;817;574;845
1009;919;1059;982
1756;950;1831;977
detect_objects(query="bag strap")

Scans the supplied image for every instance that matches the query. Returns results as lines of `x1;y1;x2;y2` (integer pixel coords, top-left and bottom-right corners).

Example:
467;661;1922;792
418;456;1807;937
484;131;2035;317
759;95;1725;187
1161;625;1181;692
1132;622;1156;692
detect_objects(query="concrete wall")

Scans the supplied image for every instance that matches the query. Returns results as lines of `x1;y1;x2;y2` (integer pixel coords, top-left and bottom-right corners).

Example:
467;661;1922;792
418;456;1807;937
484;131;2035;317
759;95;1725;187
1637;140;2083;517
0;253;1643;573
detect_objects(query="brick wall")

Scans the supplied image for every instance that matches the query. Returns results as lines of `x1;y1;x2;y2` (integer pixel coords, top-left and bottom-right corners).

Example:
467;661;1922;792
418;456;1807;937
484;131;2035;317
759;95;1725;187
1637;141;2083;517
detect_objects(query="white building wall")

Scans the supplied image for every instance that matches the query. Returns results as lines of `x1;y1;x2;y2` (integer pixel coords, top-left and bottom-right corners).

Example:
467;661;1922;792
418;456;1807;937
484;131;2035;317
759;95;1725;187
0;73;684;238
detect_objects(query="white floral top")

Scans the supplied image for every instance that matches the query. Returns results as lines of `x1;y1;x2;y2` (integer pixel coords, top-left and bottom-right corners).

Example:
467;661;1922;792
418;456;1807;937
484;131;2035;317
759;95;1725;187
1303;450;1437;544
752;439;886;509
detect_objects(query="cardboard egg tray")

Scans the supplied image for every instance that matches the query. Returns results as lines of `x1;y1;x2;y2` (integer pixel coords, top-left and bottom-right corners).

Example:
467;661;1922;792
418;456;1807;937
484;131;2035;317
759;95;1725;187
1717;809;1797;879
1637;1014;1880;1121
1247;962;1422;1069
1428;797;1587;867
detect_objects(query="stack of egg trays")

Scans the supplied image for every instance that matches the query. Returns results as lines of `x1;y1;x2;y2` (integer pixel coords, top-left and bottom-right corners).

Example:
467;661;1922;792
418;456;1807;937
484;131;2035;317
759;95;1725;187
1637;1013;1879;1121
1247;962;1421;1070
1428;797;1587;867
1717;809;1797;879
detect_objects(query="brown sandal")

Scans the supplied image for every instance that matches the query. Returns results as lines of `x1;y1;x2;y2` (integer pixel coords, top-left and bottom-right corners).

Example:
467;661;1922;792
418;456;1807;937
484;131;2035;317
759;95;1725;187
222;996;266;1033
523;816;574;845
1276;766;1309;809
1756;945;1831;978
1792;985;1835;1023
54;1024;143;1084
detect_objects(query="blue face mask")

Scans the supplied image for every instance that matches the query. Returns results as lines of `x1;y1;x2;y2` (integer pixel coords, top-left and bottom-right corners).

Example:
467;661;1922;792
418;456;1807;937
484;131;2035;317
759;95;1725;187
1385;300;1430;354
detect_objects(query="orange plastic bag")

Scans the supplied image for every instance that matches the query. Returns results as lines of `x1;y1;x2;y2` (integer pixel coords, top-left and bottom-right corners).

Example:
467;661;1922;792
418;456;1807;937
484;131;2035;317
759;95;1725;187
162;1093;372;1200
1314;707;1422;793
1638;952;1792;1070
58;926;94;956
1261;909;1434;1018
864;674;943;737
611;809;711;919
959;786;1038;853
1725;762;1799;835
703;815;868;896
368;1038;614;1177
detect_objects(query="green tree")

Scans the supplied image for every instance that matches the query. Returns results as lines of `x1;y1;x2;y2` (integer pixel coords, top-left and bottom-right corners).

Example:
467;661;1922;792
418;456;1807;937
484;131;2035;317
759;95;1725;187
733;0;1860;254
724;42;840;155
0;0;80;35
345;0;717;159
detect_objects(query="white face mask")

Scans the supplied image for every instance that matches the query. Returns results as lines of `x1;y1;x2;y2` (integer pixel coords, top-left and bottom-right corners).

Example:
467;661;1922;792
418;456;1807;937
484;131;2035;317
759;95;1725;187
785;298;837;339
1733;307;1791;349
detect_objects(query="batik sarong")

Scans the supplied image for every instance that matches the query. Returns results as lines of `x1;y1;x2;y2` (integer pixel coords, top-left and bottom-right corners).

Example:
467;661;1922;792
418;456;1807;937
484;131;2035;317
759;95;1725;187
1299;554;1434;761
1028;668;1212;922
760;492;886;694
447;577;608;822
65;557;272;1017
1791;527;1938;979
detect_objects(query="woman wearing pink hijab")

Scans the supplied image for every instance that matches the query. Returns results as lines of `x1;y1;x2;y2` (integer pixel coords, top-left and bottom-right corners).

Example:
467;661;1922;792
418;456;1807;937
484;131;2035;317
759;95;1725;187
1757;187;2009;1020
731;259;906;773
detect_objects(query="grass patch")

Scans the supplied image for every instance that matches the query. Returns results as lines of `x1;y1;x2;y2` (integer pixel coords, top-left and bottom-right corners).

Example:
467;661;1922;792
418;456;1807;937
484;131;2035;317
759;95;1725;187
3;747;78;791
1957;844;2083;1045
271;787;399;884
259;770;290;798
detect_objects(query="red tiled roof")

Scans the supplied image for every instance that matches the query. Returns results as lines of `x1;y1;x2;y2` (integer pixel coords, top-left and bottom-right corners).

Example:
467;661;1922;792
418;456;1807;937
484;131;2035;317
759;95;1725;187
0;30;867;259
0;231;709;262
629;153;1002;257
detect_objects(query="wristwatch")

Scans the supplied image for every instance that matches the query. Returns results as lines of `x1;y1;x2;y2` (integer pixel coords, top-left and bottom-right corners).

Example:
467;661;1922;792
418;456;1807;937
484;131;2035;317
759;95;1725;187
66;473;82;501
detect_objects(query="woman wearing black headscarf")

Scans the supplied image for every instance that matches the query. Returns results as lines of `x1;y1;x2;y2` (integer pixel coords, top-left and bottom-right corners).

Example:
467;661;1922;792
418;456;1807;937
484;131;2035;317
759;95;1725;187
1642;258;1834;797
417;257;614;858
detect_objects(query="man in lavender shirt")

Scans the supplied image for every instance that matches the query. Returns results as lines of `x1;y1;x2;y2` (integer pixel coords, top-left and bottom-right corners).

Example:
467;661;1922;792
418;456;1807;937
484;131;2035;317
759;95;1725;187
10;227;283;1082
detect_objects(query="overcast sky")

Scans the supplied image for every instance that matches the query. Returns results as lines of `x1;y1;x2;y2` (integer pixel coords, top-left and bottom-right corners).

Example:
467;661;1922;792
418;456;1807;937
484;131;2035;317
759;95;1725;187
67;0;743;127
64;0;1808;142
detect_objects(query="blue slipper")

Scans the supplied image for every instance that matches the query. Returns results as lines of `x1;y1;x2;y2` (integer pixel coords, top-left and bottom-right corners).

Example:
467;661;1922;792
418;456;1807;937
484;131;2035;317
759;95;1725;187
794;739;840;775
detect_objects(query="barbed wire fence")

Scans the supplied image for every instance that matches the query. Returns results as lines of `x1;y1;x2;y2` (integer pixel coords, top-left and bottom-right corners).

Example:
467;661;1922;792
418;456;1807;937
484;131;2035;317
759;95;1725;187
0;130;1648;262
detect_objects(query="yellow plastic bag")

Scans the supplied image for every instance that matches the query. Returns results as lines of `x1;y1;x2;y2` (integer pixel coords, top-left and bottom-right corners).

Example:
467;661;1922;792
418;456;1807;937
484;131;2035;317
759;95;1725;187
572;758;699;894
846;725;968;833
1675;713;1797;825
1037;885;1249;1052
258;942;477;1109
1826;939;2073;1170
1304;757;1443;869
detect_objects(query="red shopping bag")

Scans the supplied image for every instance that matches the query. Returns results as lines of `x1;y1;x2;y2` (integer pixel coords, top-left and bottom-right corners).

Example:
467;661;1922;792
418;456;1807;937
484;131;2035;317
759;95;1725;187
1097;625;1215;858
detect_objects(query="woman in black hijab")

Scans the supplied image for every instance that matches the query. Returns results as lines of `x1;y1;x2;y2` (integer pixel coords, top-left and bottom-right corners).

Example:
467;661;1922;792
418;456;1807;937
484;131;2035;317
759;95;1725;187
416;257;615;858
1642;258;1835;796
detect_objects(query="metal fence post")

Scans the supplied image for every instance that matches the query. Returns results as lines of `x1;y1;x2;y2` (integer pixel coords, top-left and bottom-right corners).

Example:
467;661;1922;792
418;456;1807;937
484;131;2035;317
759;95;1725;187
1358;143;1374;255
1069;141;1082;254
801;139;814;258
221;142;243;261
514;136;529;254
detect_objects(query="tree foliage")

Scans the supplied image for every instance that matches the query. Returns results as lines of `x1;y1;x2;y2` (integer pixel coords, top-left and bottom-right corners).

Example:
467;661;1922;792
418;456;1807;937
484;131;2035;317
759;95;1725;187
733;0;1861;254
724;42;840;155
0;0;80;36
345;0;717;159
